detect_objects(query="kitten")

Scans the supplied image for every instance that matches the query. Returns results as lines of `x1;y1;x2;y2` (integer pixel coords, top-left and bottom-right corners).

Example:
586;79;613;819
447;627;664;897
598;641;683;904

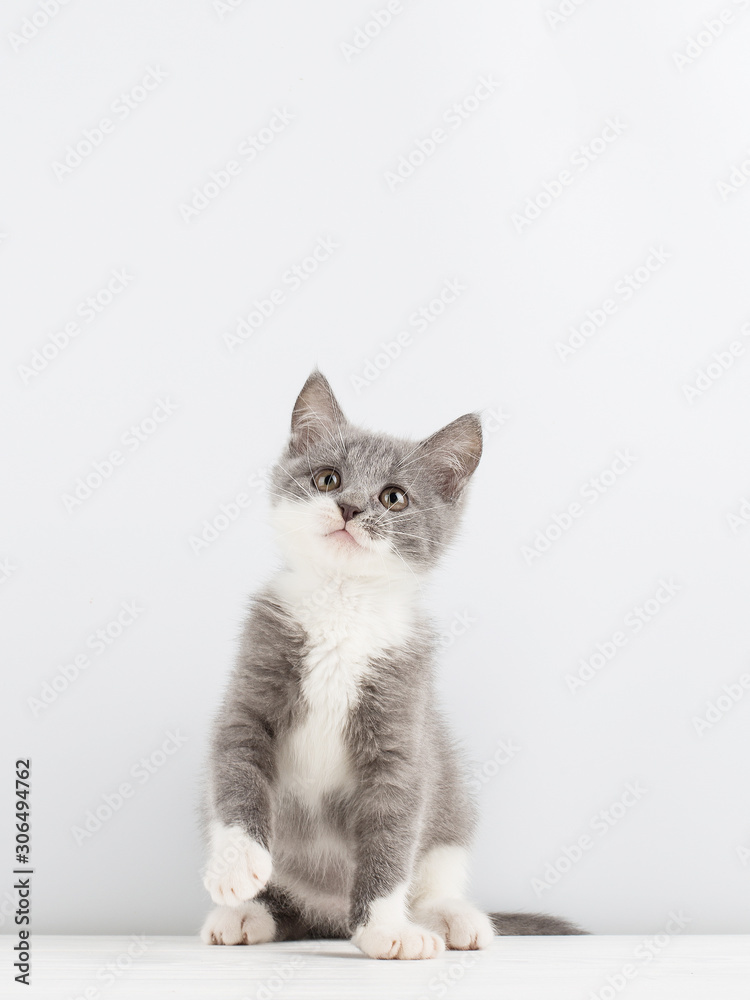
200;370;584;958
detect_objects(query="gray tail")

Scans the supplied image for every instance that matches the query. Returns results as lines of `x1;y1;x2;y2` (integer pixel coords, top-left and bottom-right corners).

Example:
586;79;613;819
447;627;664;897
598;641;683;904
489;912;589;936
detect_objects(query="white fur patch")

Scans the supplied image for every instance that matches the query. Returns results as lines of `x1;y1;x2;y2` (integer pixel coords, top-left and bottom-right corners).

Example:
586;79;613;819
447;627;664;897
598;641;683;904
410;845;470;906
201;900;276;945
271;559;418;807
262;496;424;927
270;493;399;576
412;900;494;951
409;845;494;951
352;883;444;960
203;822;272;907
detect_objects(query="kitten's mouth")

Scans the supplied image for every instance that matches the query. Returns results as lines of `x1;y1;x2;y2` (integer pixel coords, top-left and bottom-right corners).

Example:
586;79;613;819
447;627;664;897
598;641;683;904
326;528;362;548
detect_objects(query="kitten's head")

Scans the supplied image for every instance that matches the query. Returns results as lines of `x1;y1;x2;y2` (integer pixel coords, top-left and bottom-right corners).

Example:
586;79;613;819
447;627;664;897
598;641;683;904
269;370;482;579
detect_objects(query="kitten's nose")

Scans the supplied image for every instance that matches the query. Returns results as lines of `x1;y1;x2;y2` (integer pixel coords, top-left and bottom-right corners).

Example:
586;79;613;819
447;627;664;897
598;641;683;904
338;503;362;523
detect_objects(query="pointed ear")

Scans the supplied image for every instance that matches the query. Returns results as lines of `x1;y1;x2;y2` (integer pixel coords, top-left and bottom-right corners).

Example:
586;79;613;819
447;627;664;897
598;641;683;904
289;370;346;456
416;413;483;499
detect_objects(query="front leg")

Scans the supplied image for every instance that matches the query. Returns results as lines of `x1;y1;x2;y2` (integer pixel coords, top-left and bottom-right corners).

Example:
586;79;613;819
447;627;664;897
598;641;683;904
204;709;275;909
203;821;273;907
349;794;444;960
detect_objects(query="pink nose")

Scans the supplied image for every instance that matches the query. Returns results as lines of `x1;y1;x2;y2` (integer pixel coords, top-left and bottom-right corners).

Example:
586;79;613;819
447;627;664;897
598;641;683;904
338;503;362;523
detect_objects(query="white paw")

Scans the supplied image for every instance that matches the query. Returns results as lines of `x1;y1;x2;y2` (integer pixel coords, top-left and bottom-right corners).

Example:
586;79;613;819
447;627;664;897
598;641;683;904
200;901;276;945
203;824;272;907
414;900;494;951
353;921;445;960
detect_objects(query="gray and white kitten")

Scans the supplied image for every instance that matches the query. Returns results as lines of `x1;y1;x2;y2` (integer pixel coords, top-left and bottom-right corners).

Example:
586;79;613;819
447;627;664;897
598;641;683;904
200;370;583;958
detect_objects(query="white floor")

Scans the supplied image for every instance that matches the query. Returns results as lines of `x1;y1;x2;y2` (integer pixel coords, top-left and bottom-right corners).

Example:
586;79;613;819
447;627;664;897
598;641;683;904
22;935;750;1000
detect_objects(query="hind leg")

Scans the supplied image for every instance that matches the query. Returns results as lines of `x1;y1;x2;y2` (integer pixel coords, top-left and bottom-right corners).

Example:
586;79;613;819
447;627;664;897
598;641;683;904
409;845;494;951
201;899;276;945
201;883;310;945
256;883;315;941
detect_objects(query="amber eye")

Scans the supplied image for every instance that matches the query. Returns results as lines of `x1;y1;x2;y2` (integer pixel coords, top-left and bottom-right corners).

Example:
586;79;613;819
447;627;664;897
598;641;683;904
379;486;408;511
313;468;341;492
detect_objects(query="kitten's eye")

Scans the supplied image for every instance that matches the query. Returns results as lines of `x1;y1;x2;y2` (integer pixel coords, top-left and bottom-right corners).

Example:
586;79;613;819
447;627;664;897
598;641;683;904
379;486;408;511
313;468;341;492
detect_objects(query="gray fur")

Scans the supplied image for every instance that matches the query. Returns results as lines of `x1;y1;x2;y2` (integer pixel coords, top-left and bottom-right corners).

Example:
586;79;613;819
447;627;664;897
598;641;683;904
273;387;481;571
490;913;588;936
203;370;585;941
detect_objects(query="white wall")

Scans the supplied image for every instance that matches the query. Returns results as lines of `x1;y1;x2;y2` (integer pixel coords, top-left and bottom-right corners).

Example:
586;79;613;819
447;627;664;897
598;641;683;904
3;0;749;937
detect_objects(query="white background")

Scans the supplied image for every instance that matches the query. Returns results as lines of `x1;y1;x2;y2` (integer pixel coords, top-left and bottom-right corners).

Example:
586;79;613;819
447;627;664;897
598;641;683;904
2;0;750;937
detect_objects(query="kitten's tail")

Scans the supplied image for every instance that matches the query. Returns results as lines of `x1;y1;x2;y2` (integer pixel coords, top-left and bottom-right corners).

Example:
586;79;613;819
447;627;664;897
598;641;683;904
489;912;588;935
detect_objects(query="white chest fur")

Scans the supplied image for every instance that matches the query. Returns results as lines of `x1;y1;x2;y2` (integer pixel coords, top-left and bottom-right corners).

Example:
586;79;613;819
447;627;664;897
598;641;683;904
271;570;418;806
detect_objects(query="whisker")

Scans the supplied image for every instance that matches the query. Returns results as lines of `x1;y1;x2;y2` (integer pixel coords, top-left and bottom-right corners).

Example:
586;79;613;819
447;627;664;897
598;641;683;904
271;521;314;541
370;497;446;527
387;504;448;519
296;401;347;461
265;487;304;505
395;438;427;468
389;530;432;544
387;540;426;596
286;471;313;495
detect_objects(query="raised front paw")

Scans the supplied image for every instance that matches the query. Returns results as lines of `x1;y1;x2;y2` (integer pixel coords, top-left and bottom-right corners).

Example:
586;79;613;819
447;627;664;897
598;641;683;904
203;823;272;907
352;921;445;960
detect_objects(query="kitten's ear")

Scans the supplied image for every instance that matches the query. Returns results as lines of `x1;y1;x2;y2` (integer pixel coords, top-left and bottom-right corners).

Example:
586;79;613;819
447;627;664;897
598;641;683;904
289;370;346;455
416;413;483;499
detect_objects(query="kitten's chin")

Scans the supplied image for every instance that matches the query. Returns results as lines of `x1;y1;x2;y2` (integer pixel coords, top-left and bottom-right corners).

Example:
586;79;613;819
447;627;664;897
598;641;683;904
309;527;385;575
325;528;363;549
269;501;410;580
